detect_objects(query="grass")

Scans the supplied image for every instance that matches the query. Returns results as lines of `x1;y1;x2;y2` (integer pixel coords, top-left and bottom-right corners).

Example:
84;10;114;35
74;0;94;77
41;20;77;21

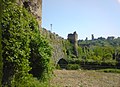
97;68;120;73
50;70;120;87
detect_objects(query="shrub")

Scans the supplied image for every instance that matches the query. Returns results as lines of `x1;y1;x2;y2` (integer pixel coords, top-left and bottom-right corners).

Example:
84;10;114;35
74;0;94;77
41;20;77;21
56;64;61;69
67;64;80;70
2;1;52;86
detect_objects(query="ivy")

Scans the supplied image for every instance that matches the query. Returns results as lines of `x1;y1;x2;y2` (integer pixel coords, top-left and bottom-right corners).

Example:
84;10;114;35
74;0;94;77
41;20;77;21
2;1;52;86
0;0;3;86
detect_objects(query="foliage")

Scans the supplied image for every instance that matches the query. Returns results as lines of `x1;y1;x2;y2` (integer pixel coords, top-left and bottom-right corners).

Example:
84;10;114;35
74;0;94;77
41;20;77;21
2;1;52;86
76;37;120;69
2;2;31;86
29;26;52;80
67;64;80;70
77;46;83;58
64;40;76;58
0;0;3;86
77;44;118;66
56;31;120;70
11;76;50;87
79;37;120;47
56;64;61;70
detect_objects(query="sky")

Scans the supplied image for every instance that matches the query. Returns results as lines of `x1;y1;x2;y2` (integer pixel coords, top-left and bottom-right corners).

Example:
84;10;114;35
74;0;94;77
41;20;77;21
42;0;120;40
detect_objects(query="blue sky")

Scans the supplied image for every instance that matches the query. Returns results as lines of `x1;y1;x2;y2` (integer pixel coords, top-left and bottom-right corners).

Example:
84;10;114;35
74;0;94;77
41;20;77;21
42;0;120;40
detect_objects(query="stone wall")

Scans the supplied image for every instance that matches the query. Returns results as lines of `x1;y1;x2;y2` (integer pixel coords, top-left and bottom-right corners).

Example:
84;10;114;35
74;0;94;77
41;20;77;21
41;28;67;63
16;0;42;25
16;0;78;63
16;0;67;63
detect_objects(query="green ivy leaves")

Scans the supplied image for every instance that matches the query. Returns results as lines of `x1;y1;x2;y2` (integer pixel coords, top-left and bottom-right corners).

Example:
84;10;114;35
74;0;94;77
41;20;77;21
2;1;52;86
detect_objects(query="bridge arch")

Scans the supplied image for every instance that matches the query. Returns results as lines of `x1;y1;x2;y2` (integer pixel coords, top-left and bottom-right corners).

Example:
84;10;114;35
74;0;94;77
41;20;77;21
57;58;68;69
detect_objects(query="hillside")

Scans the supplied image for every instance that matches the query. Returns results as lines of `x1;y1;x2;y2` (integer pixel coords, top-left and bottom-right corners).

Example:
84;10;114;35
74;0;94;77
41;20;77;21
78;36;120;47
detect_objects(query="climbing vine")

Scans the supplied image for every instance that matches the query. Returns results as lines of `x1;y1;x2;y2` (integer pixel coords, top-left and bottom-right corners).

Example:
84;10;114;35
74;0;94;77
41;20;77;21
2;1;52;86
0;0;3;86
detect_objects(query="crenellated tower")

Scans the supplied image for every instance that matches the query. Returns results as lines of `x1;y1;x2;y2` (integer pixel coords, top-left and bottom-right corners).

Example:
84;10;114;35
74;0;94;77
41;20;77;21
68;31;78;57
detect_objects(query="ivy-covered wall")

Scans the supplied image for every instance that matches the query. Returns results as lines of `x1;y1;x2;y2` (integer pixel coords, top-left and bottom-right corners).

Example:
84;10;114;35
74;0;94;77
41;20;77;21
16;0;42;26
15;0;73;64
0;1;3;87
1;1;52;86
41;28;68;64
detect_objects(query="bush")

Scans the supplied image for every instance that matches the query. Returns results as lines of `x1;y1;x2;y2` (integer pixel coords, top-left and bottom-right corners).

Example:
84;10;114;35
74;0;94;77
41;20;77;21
10;75;49;87
2;1;52;86
56;64;61;69
67;64;80;70
2;2;31;86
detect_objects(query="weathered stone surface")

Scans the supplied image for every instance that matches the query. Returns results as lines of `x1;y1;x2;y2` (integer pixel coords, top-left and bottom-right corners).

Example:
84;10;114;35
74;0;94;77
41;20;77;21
41;28;67;64
16;0;42;25
68;31;78;57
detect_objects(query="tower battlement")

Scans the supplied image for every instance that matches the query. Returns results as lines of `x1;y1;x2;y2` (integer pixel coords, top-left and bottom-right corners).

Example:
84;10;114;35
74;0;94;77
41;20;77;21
68;31;78;44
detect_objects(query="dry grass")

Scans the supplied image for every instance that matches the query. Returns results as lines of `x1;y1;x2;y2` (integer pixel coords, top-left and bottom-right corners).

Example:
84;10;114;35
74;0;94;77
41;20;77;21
50;70;120;87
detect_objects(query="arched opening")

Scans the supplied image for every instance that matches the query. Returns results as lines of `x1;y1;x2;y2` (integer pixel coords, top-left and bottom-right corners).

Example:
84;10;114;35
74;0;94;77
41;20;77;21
57;58;68;69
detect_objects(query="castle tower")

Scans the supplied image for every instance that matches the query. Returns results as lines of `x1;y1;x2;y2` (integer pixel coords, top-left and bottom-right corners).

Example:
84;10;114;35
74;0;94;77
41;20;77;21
92;34;94;40
68;31;78;44
68;31;78;57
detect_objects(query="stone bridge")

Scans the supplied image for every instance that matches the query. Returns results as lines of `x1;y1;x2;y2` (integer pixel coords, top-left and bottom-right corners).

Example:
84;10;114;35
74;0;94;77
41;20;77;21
16;0;67;64
40;28;68;64
16;0;77;66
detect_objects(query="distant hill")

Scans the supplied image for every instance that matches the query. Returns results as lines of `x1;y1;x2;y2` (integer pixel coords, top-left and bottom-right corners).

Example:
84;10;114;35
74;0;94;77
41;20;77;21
78;36;120;47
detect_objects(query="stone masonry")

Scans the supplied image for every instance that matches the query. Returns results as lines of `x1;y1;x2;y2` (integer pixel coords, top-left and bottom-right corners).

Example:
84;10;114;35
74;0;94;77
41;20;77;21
68;31;78;57
16;0;78;63
16;0;42;26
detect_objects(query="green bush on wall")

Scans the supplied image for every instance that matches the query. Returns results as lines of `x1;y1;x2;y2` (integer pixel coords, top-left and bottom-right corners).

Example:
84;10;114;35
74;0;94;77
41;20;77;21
2;1;52;86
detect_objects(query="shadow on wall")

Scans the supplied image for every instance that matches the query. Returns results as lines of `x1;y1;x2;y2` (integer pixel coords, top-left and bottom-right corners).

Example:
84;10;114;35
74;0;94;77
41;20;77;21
57;58;68;69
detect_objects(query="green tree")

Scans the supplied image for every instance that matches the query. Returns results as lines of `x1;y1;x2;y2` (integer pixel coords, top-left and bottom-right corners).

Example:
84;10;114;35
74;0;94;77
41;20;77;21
102;46;114;61
77;46;83;58
93;46;103;57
